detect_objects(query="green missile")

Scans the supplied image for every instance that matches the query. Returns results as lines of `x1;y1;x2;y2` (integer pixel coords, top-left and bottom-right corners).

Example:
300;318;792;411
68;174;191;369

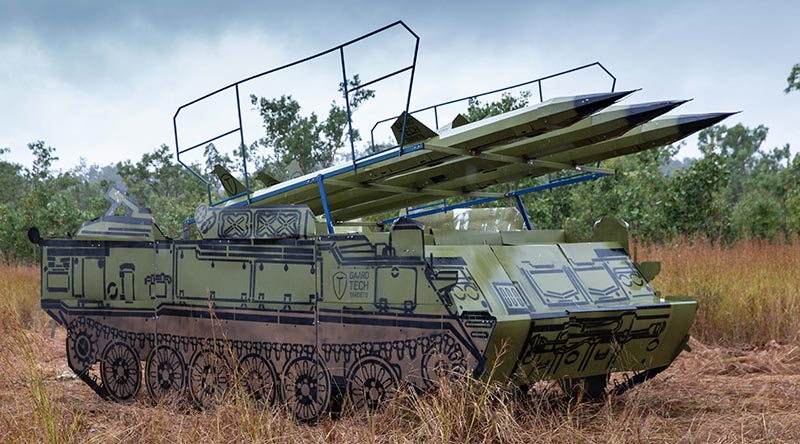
451;112;738;194
504;99;691;158
449;112;738;193
449;111;737;192
327;100;691;221
555;112;739;165
328;111;734;221
434;90;636;150
244;90;633;210
393;99;690;189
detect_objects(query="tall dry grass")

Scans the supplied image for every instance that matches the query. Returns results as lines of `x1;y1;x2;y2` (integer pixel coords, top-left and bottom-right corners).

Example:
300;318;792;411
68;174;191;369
1;239;799;443
0;264;82;443
639;237;800;346
0;264;43;332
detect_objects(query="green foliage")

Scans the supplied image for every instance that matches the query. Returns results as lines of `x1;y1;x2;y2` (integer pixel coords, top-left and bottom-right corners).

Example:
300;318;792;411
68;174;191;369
466;91;531;121
561;146;677;241
116;144;205;238
0;142;109;262
786;187;800;233
732;190;785;240
785;63;800;94
660;152;731;240
0;147;23;206
525;184;573;234
248;75;375;180
3;88;800;263
698;123;767;204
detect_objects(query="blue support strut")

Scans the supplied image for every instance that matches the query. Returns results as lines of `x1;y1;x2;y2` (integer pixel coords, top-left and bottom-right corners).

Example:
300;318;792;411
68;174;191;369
382;172;608;226
316;175;335;234
514;195;533;231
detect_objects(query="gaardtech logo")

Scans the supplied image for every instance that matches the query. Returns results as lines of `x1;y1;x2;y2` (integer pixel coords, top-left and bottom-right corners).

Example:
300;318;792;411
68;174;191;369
333;272;347;300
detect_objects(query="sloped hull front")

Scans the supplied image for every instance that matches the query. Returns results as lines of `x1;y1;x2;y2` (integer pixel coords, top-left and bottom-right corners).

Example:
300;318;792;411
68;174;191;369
487;300;695;386
428;241;696;387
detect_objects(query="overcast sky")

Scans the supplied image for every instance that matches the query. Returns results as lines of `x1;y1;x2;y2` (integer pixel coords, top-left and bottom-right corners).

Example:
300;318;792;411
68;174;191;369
1;0;798;173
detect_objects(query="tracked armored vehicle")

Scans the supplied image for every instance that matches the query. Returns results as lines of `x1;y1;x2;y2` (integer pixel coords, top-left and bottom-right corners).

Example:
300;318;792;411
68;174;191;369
32;22;731;420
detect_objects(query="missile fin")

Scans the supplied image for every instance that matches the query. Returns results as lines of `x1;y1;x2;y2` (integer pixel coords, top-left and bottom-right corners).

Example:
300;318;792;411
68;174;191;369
255;171;281;187
438;114;471;133
212;164;247;197
286;159;304;179
392;112;437;145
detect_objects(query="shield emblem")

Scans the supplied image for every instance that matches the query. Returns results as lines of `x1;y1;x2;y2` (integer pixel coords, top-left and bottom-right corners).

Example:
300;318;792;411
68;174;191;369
333;272;347;300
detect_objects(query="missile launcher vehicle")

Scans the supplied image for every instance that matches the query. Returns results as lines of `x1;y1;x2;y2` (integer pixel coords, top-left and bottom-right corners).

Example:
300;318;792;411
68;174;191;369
31;22;733;420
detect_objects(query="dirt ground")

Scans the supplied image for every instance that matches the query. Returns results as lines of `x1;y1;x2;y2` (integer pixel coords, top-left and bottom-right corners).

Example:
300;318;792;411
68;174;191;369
2;323;798;444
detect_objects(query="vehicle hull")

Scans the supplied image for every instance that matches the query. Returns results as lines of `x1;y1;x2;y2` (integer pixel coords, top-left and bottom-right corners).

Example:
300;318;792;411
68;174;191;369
39;225;695;418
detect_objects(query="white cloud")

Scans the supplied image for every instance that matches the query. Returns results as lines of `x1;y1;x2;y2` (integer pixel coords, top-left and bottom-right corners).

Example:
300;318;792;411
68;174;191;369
1;0;798;173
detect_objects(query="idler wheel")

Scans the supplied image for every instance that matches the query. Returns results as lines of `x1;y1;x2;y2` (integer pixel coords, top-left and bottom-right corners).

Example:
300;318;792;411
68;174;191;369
145;345;186;403
346;356;399;411
188;349;230;409
100;341;142;402
282;355;331;422
66;323;99;375
238;353;278;406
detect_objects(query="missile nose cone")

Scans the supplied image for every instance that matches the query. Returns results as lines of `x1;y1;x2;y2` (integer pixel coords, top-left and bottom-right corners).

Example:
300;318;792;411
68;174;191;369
573;90;637;117
625;99;692;125
677;112;739;134
638;99;692;113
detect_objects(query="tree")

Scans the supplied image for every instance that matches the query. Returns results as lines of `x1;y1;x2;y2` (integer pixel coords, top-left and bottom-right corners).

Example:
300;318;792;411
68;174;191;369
26;140;58;184
660;151;731;240
786;154;800;234
732;190;784;240
0;148;22;206
563;146;677;241
0;142;108;262
116;144;205;238
248;75;375;180
697;124;768;205
787;187;800;234
466;91;531;121
786;64;800;94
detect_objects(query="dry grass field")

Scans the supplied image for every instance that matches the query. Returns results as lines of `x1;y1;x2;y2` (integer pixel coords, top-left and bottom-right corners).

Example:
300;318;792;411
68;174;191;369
1;239;799;443
639;238;800;346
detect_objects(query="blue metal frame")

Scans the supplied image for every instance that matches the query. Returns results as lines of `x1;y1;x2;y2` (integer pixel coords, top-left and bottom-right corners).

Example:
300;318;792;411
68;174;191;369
508;172;607;196
174;22;622;233
514;195;533;231
385;172;608;226
182;143;428;230
370;61;616;148
174;21;420;207
406;199;447;214
242;142;426;208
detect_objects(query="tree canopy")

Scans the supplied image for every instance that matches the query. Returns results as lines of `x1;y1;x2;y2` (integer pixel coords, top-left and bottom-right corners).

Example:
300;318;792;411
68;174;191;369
786;63;800;94
2;82;799;263
246;75;375;180
455;92;800;243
